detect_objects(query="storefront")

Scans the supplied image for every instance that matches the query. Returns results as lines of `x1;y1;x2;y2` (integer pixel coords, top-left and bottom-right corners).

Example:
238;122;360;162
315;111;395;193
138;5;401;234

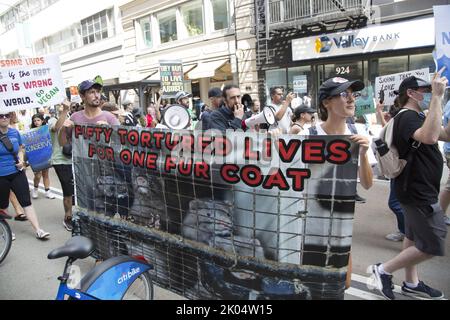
261;17;435;107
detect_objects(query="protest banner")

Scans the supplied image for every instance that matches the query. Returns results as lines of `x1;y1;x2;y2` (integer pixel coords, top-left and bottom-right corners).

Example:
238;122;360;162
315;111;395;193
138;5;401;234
434;5;450;84
374;68;430;106
159;60;184;98
21;125;52;172
355;85;375;117
73;126;359;300
0;54;65;113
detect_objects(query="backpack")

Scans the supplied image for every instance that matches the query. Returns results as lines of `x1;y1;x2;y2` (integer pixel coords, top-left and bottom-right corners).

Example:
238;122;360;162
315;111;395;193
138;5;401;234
373;109;421;179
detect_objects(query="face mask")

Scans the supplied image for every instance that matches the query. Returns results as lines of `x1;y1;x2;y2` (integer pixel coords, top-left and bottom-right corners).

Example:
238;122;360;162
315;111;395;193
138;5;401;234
413;91;432;110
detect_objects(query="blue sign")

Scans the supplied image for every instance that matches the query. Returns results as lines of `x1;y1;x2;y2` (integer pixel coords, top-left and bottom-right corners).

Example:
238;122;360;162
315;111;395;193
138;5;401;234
21;125;52;172
434;5;450;84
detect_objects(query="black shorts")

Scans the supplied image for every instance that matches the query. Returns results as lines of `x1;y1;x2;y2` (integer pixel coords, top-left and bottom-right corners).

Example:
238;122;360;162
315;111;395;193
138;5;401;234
0;171;32;209
400;202;448;256
53;164;74;198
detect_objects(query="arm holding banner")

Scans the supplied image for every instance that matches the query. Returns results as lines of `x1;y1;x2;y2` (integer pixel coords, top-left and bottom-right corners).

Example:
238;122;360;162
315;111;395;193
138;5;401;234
15;145;26;171
59;119;74;147
349;134;373;190
51;100;70;133
376;101;387;127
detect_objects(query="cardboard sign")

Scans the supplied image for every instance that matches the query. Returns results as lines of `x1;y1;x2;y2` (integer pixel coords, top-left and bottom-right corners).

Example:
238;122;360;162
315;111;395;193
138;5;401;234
374;68;430;106
159;60;184;98
355;85;376;117
69;86;82;104
0;54;65;113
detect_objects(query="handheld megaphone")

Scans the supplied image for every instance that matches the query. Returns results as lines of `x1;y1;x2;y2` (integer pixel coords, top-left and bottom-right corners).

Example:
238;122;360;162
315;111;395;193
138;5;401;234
244;107;276;128
162;104;191;129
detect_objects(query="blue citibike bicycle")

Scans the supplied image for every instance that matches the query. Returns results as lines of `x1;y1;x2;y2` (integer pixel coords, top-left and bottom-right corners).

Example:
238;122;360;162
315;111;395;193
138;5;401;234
48;235;154;300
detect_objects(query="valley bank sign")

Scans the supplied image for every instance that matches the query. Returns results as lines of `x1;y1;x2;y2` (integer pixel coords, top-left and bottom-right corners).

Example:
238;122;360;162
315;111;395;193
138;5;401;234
292;18;435;61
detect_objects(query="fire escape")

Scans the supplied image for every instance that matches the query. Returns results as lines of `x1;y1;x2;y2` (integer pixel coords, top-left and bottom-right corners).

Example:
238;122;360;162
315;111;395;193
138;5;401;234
255;0;374;69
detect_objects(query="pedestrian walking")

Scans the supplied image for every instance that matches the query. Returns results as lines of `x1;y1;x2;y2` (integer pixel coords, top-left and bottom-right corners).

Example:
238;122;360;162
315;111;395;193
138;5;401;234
368;72;449;300
0;112;50;240
30;113;56;200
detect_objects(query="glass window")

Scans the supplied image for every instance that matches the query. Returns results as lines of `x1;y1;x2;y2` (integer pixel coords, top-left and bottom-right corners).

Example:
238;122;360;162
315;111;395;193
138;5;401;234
80;9;114;45
48;27;77;54
288;66;313;106
322;61;363;82
181;0;204;36
158;9;177;43
265;69;287;103
211;0;229;31
409;53;436;73
137;16;152;48
369;56;408;85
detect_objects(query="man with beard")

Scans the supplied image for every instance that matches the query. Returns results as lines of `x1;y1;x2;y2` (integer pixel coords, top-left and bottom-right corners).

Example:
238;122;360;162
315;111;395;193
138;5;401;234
209;84;245;131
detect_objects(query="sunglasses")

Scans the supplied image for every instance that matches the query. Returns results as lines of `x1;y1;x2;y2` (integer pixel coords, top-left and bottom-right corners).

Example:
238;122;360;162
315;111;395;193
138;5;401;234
0;114;11;119
336;91;361;99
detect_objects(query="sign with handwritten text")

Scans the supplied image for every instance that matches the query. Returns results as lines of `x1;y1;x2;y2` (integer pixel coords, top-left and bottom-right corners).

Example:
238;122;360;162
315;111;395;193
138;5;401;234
374;68;430;106
0;54;65;113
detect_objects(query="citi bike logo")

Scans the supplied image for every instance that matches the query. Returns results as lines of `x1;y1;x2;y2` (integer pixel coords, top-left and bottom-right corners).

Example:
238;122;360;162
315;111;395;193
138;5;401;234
315;36;332;53
117;267;140;285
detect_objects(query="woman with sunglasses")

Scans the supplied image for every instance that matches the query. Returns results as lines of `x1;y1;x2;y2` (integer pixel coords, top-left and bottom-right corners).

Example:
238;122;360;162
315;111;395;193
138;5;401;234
311;77;376;290
30;114;55;200
0;112;50;240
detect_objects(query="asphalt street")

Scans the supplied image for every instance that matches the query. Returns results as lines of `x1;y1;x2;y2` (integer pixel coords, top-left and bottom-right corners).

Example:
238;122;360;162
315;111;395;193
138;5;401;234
0;167;448;300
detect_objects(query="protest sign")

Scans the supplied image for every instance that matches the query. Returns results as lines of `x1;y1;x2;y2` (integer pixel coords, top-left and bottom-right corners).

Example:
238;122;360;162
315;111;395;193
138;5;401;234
355;85;375;117
69;86;82;104
21;125;52;172
159;60;184;98
434;5;450;85
374;68;430;106
73;126;359;300
0;54;65;113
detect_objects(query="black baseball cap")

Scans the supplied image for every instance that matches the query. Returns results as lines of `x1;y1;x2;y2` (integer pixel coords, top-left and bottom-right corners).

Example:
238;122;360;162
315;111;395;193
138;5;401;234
208;87;222;98
319;77;365;104
393;76;431;95
295;105;316;115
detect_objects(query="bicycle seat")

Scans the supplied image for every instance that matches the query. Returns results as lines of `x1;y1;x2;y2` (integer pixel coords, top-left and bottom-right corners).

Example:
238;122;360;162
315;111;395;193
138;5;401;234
48;236;95;260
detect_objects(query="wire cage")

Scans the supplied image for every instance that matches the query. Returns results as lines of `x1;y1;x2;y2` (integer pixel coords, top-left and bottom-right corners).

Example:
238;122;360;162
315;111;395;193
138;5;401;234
72;127;358;300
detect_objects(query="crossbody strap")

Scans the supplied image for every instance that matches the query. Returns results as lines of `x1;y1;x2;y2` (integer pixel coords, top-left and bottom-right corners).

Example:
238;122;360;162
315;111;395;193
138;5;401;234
0;131;20;164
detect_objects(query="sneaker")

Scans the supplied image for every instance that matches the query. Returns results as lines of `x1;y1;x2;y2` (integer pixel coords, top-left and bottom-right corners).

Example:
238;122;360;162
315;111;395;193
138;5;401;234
45;190;55;199
32;188;39;199
355;193;366;203
444;215;450;226
401;281;444;300
368;263;395;300
12;232;15;241
385;231;405;242
36;229;50;240
63;217;73;232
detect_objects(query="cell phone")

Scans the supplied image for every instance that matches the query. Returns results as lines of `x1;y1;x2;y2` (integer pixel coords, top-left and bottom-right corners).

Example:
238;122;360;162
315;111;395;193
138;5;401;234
379;90;385;104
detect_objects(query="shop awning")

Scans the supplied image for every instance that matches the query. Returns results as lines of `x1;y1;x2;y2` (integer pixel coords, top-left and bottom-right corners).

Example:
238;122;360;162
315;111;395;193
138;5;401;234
186;59;229;79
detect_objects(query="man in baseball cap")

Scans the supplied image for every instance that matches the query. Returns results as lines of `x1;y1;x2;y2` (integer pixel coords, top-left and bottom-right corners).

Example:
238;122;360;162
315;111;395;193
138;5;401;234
78;79;103;95
318;77;364;121
175;91;192;107
393;76;431;95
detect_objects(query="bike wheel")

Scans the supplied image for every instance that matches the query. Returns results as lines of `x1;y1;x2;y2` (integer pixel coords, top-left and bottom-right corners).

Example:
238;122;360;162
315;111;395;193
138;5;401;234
122;271;154;300
0;220;12;264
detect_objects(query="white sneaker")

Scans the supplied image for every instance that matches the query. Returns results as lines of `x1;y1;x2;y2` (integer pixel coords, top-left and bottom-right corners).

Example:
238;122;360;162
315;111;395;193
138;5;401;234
36;229;50;240
12;232;16;241
45;190;55;199
385;231;405;242
444;215;450;226
32;188;39;199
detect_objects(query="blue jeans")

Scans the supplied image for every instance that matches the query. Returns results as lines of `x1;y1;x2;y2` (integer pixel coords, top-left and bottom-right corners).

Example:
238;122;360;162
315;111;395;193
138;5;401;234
388;179;405;234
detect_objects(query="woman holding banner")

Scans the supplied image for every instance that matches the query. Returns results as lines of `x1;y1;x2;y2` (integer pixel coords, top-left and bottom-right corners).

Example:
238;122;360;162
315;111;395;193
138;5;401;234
0;112;50;240
30;114;55;200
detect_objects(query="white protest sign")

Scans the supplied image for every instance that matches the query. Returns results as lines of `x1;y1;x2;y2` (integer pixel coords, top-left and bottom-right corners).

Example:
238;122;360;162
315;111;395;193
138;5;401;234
0;54;65;113
434;5;450;86
374;68;430;106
